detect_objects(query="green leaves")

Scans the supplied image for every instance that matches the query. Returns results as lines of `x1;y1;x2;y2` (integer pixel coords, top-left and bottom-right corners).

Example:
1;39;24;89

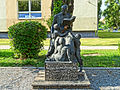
53;0;63;15
98;0;102;21
8;21;47;59
47;0;63;29
103;0;120;29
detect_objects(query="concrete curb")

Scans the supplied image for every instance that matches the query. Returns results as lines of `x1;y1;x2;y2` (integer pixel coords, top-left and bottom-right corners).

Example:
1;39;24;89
0;45;118;50
0;67;120;70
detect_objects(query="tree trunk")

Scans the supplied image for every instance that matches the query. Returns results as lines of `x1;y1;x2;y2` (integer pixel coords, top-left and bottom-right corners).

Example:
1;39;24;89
63;0;74;14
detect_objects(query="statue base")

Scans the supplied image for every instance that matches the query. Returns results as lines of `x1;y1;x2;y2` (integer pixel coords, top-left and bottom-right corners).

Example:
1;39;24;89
32;70;91;89
45;61;79;81
32;61;91;89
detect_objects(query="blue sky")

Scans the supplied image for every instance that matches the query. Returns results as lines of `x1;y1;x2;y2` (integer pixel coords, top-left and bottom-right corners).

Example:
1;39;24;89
101;0;107;11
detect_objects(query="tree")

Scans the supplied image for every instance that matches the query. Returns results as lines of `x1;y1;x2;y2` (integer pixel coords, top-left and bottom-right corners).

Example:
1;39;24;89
51;0;74;15
98;0;102;21
47;0;74;29
103;0;120;30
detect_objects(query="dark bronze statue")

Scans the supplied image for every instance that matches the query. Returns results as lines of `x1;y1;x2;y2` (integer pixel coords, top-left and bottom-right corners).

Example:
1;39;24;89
46;4;83;72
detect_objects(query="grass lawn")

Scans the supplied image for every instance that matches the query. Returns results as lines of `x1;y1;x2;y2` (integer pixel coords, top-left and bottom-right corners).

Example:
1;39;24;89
98;32;120;38
81;38;120;46
1;38;120;46
0;49;47;67
0;39;10;45
44;38;120;46
0;49;119;67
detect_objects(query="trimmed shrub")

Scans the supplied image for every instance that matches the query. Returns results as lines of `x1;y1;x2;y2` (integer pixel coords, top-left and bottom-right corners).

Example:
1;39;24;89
8;21;47;59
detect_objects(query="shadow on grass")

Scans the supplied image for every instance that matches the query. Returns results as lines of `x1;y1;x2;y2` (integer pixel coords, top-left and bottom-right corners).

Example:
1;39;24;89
0;50;14;58
111;44;119;46
0;49;120;67
0;49;46;67
82;55;120;67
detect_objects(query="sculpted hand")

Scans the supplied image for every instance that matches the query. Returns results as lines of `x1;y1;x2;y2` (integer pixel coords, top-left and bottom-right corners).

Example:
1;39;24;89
64;25;69;30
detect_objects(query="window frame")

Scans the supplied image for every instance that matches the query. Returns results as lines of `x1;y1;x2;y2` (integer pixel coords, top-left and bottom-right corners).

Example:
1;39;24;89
17;0;42;19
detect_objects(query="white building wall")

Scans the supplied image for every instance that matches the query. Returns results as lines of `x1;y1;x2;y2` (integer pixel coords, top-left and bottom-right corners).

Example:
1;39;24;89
73;0;98;31
0;0;7;32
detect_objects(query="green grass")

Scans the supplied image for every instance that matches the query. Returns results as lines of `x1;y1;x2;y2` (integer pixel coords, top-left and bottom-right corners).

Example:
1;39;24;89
43;38;120;46
0;49;47;67
1;38;120;46
82;50;120;67
98;32;120;38
81;38;120;46
0;39;10;45
0;49;120;67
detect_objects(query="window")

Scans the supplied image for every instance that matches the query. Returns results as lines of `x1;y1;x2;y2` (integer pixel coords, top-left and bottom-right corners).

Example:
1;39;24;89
18;0;41;19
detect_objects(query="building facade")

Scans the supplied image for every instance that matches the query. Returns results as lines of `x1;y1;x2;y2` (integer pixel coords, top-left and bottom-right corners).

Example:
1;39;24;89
0;0;97;38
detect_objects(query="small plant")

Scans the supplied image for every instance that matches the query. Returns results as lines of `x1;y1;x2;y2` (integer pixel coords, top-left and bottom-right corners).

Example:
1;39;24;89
8;21;47;59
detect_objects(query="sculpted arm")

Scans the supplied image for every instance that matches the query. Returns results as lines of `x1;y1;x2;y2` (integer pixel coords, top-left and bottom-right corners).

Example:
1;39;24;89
51;15;57;33
54;37;59;54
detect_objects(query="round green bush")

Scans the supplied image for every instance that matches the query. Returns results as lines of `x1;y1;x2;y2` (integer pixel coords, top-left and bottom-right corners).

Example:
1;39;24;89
8;21;47;59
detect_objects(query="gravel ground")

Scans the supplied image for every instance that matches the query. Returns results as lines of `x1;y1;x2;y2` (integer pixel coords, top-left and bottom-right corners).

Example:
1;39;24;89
0;67;39;90
86;69;120;90
0;67;120;90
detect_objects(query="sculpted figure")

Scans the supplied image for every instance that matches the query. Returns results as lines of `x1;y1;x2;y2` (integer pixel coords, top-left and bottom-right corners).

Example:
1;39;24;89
65;32;76;62
46;5;73;58
46;4;82;72
75;34;83;72
50;38;70;61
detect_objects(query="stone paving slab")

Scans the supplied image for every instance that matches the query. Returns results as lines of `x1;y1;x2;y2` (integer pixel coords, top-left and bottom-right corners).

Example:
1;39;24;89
0;67;120;90
0;45;118;50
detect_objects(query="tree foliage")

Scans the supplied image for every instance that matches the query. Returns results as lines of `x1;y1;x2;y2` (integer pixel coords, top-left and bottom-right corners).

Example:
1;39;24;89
8;21;47;59
98;0;102;21
103;0;120;29
18;0;41;11
47;0;74;29
47;0;63;29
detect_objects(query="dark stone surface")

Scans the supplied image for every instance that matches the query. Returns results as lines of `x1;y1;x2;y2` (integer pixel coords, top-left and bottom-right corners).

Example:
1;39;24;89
47;31;98;38
32;70;91;89
46;5;82;68
45;61;79;81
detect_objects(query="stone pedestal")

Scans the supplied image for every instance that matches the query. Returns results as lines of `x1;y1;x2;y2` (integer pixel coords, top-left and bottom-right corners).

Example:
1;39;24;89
32;70;91;89
32;61;91;89
45;61;79;81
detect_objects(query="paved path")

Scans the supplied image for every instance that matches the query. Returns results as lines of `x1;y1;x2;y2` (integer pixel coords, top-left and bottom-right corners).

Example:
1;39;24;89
0;67;120;90
0;45;118;50
0;45;11;49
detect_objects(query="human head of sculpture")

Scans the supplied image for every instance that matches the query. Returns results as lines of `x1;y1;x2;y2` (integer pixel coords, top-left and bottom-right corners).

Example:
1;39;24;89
59;38;65;46
75;34;81;39
61;4;68;15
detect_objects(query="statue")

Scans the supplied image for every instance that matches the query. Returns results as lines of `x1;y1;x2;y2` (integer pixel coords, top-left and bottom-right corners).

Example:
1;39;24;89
46;4;83;72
